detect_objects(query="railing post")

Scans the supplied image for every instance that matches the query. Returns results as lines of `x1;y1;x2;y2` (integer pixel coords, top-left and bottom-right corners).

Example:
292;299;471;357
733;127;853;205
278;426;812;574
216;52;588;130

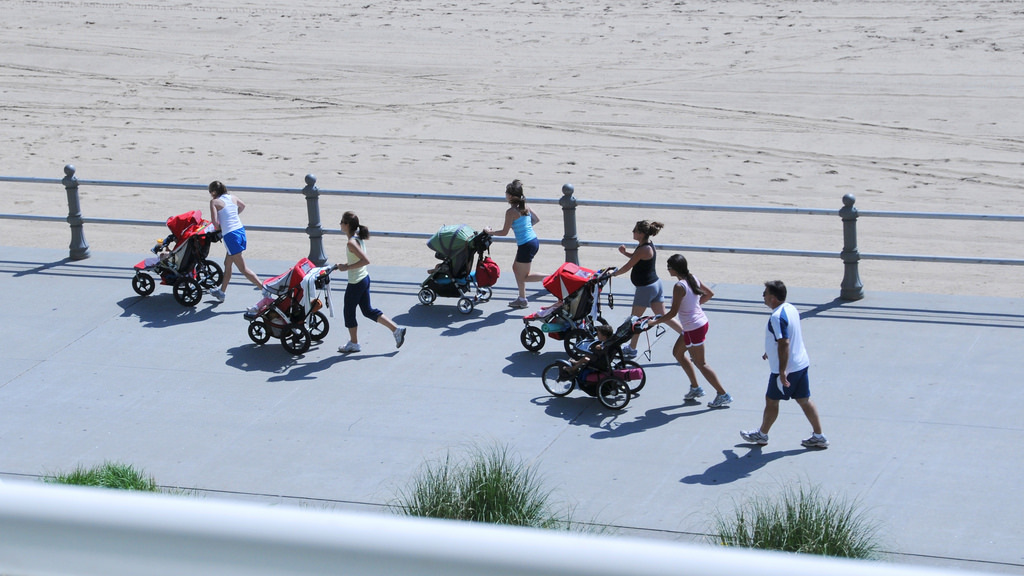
302;174;327;266
559;183;579;265
62;164;90;260
839;193;864;301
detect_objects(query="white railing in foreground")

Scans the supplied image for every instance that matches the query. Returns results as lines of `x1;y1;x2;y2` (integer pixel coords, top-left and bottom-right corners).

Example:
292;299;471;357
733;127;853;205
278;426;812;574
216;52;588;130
0;481;983;576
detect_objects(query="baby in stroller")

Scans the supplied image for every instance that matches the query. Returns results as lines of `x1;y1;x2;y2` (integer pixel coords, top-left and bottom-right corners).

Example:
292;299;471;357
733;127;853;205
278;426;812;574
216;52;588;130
244;257;334;355
540;316;654;410
418;225;497;314
131;210;222;307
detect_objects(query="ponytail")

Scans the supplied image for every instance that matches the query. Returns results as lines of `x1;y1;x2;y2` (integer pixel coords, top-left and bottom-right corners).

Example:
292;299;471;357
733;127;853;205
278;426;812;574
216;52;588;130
341;211;370;240
633;219;664;240
505;179;527;215
667;253;703;296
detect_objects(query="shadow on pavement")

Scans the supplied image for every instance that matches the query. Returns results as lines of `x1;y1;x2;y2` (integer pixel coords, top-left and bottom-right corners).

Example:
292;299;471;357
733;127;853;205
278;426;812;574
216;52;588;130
680;446;809;485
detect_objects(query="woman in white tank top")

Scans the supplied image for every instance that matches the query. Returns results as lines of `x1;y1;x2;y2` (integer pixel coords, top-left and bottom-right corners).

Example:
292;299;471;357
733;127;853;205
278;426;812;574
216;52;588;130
208;180;262;302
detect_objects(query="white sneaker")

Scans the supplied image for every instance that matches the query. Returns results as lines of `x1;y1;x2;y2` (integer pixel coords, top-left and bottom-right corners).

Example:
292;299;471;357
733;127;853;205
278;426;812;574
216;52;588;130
394;327;407;349
621;345;638;359
338;341;361;353
707;393;733;408
740;429;769;445
210;288;225;302
683;386;705;401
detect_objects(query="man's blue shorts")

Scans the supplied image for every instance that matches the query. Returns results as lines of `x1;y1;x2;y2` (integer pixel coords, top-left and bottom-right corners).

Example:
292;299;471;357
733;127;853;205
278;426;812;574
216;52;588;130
222;228;247;256
766;367;811;401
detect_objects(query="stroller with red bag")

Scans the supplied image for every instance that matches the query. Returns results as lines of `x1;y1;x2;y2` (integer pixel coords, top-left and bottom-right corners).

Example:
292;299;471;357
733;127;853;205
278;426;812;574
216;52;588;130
539;315;656;410
418;225;498;314
520;263;615;357
131;210;223;306
244;257;334;354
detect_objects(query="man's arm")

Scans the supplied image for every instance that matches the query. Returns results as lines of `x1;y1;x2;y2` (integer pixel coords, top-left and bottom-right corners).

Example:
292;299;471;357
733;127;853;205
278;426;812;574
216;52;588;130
777;338;790;387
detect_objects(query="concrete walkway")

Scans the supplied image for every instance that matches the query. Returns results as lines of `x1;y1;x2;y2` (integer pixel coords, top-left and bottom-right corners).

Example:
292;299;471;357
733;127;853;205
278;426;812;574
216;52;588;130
1;247;1021;573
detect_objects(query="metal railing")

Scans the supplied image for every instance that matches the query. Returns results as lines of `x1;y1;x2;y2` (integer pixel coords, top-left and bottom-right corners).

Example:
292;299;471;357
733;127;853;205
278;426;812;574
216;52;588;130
0;480;987;576
2;165;1023;302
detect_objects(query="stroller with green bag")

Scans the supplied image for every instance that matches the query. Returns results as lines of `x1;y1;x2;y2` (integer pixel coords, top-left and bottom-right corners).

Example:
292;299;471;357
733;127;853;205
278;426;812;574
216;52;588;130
418;224;496;314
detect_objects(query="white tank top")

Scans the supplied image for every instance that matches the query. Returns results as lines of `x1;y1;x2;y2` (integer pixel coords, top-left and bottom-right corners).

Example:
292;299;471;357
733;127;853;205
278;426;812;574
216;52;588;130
217;194;243;234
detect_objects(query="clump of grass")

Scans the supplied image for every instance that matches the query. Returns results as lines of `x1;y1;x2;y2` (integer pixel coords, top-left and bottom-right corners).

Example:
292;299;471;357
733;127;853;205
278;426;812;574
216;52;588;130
391;444;577;530
712;483;882;559
44;461;159;492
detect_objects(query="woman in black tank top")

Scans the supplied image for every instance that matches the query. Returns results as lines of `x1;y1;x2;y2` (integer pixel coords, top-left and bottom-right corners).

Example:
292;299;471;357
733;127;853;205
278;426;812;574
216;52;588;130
612;220;683;357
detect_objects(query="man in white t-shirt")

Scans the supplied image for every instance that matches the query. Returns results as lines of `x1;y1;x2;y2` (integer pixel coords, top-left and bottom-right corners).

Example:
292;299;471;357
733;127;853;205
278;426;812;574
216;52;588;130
740;280;828;449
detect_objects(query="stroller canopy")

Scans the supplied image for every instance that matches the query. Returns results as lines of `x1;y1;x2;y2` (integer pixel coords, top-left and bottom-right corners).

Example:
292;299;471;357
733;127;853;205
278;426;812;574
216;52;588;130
166;210;207;242
543;262;596;300
263;257;316;296
427;224;478;274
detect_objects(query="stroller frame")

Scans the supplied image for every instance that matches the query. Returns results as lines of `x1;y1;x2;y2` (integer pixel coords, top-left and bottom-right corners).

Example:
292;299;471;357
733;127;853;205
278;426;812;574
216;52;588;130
539;315;657;410
520;266;616;357
418;228;494;314
131;211;223;307
244;258;333;355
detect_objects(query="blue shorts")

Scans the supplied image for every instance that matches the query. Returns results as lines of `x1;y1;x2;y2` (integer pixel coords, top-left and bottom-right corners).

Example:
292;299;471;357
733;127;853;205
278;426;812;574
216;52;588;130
766;367;810;401
222;228;247;256
515;237;540;264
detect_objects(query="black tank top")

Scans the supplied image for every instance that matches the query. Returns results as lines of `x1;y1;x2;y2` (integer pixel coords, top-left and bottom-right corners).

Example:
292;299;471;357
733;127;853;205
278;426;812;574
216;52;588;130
630;243;658;286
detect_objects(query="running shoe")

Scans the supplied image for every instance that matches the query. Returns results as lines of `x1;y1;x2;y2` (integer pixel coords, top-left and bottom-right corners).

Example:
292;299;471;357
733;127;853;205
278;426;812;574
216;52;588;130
740;429;769;445
707;393;733;408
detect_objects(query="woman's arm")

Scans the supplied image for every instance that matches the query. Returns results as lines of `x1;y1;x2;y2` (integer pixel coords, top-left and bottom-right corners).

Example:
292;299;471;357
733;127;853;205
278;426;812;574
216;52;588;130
235;196;246;214
698;280;714;306
529;207;540;225
209;198;222;229
334;237;370;271
651;282;684;325
612;244;652;277
486;208;516;237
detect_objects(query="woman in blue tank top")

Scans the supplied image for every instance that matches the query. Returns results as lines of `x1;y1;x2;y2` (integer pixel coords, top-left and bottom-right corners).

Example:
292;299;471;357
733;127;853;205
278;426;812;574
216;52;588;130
484;179;543;309
612;219;681;357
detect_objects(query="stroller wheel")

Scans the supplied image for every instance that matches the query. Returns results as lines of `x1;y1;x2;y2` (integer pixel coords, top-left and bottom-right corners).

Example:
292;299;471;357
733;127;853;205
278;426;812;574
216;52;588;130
173;277;202;306
132;273;155;296
417;287;436;306
457;296;475;314
308;311;330;341
598;378;631;410
248;320;271;345
520;326;545;352
541;360;575;397
614;360;646;394
198;259;223;290
563;329;589;360
281;326;311;355
477;286;493;302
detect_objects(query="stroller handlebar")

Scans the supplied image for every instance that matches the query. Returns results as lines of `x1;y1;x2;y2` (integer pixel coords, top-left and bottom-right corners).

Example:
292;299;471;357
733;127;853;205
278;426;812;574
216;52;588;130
631;314;659;332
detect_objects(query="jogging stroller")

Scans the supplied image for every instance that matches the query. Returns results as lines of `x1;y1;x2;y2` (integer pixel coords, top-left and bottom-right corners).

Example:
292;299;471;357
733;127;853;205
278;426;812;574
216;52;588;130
244;257;334;354
539;316;656;410
131;210;223;306
418;225;497;314
520;263;615;357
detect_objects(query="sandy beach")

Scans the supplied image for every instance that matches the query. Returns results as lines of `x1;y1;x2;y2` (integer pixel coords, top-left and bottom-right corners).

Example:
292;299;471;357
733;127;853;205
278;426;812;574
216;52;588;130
1;0;1022;297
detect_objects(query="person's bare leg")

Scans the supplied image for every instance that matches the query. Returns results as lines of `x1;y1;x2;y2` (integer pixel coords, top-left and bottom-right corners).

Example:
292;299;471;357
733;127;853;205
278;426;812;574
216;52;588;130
673;337;700;389
795;397;824;435
687;344;726;395
376;313;398;333
628;304;646;349
760;398;780;434
348;326;359;344
235;254;262;289
219;254;235;292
